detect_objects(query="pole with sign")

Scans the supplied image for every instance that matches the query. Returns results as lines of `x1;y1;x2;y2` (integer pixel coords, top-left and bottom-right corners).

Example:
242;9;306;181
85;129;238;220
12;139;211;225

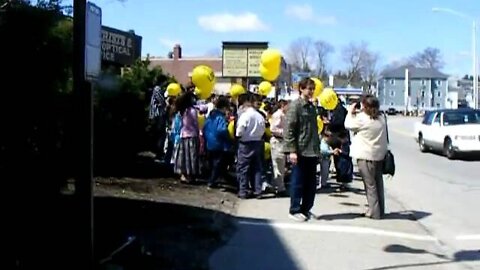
73;0;101;267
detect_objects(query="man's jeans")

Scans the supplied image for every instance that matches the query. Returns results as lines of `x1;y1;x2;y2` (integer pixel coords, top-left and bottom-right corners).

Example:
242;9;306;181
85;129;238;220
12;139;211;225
290;156;318;215
237;141;264;196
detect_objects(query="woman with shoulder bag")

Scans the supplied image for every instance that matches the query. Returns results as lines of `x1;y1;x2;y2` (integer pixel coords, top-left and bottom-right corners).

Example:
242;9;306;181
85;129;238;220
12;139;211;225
344;95;388;219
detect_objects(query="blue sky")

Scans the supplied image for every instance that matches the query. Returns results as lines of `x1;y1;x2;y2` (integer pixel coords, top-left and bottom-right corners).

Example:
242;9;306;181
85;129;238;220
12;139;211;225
86;0;479;76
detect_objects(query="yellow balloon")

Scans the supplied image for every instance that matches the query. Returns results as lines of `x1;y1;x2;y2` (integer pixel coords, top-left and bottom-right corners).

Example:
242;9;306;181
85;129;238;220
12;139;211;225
311;78;324;98
264;142;272;160
192;65;215;92
258;81;273;96
197;113;205;129
264;126;272;139
260;49;282;70
317;116;324;134
194;87;213;100
259;64;280;81
166;83;181;96
228;120;235;140
319;88;339;110
230;84;246;98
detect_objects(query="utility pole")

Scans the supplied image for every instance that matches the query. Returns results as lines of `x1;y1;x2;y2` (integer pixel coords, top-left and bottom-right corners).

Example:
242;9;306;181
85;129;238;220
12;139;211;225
73;0;94;268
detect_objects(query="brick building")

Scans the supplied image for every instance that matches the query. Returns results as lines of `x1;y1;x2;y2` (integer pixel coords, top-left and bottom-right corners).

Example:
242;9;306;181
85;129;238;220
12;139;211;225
148;44;233;94
148;43;292;97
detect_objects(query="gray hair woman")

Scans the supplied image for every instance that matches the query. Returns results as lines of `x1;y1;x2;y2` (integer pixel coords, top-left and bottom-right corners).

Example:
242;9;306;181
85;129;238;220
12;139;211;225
344;95;388;219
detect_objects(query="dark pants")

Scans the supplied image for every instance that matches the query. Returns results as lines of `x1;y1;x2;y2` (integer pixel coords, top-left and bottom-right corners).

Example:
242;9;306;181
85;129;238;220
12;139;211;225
237;141;264;196
290;156;318;215
208;150;228;186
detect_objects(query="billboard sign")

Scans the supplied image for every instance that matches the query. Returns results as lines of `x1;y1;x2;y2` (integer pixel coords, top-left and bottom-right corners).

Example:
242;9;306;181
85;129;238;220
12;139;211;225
222;42;268;78
222;48;248;77
101;26;142;66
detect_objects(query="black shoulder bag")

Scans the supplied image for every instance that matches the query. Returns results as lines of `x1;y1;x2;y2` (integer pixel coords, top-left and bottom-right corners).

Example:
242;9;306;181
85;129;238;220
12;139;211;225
383;114;396;177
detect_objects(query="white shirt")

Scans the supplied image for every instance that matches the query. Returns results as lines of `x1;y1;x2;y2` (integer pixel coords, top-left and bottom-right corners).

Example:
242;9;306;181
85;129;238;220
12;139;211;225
270;109;285;138
236;107;265;142
206;102;215;118
344;112;388;161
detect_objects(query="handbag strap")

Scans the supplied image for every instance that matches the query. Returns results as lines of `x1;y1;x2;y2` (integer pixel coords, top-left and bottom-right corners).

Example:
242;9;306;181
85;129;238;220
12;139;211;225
383;113;390;144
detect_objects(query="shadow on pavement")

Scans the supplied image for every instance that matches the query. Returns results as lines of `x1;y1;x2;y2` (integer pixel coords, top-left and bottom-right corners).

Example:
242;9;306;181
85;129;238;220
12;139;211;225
339;202;361;207
95;197;236;270
95;198;300;270
209;217;301;270
383;210;431;221
423;151;480;162
362;244;480;270
328;193;350;198
316;212;364;220
316;210;431;221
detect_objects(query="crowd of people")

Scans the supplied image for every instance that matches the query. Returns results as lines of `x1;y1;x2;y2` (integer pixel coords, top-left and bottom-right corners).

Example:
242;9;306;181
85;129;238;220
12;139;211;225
149;77;389;221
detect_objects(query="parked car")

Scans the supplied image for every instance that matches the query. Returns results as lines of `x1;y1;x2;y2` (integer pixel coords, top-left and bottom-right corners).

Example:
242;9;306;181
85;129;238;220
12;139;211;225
414;108;480;159
387;108;397;115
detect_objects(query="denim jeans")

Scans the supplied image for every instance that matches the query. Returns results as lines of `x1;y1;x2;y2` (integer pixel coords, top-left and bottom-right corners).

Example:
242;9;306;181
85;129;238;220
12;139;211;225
208;150;227;186
289;156;318;215
237;141;264;196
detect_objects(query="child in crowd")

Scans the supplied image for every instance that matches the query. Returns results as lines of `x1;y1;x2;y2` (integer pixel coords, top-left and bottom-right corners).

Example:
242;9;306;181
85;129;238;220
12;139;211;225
319;130;334;189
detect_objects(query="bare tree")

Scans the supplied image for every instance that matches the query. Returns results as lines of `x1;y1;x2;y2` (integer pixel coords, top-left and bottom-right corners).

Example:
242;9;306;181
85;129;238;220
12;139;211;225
410;47;444;70
362;52;380;91
313;40;334;79
286;37;313;72
341;41;370;85
382;58;413;73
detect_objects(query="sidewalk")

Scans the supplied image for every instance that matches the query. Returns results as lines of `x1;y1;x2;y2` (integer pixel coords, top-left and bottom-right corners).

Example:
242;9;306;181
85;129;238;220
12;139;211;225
209;179;470;270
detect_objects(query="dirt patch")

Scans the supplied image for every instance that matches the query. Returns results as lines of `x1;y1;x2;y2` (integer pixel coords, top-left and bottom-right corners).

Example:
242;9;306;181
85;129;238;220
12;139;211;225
92;175;239;270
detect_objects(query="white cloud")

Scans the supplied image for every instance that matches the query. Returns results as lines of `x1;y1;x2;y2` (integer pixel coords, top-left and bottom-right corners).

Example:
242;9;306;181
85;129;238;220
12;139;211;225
198;12;268;32
158;38;181;49
285;4;337;25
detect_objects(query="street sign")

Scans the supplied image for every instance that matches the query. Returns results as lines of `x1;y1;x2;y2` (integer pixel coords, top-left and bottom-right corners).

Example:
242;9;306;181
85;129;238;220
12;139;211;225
85;2;102;81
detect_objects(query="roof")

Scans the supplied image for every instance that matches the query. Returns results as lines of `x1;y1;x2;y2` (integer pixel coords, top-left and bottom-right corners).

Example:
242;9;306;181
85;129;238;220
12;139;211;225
222;41;269;49
380;66;448;79
424;108;478;114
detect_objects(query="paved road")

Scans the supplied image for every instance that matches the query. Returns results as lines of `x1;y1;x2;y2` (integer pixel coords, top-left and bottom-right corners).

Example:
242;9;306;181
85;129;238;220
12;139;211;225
209;116;480;270
387;116;480;257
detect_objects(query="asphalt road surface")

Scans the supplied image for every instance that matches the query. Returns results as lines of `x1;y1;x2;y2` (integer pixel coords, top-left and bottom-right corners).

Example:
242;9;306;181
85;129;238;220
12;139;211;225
387;116;480;257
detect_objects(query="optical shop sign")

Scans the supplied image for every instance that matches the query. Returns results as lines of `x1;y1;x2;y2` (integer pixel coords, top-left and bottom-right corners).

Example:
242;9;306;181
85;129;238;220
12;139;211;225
101;26;142;66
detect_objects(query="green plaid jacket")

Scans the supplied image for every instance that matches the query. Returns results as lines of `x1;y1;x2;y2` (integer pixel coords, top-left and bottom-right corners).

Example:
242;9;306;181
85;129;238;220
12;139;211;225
284;98;320;157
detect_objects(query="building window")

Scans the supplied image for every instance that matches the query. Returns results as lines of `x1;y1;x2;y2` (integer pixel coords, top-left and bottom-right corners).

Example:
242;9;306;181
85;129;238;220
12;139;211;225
437;80;442;86
421;102;425;108
437;91;441;98
390;79;395;85
436;103;441;108
422;79;426;86
390;102;394;106
390;90;395;97
421;90;425;98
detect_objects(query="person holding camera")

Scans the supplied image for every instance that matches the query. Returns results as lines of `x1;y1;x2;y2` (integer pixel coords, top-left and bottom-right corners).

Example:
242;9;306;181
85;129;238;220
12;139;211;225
344;95;388;219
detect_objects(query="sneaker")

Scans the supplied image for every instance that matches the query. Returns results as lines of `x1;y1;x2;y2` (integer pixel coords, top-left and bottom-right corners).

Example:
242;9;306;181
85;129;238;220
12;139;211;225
275;190;288;198
207;183;219;190
289;213;307;222
304;211;318;220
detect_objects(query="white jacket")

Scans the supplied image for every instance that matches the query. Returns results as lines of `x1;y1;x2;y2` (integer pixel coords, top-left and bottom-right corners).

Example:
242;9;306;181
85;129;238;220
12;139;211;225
344;112;388;161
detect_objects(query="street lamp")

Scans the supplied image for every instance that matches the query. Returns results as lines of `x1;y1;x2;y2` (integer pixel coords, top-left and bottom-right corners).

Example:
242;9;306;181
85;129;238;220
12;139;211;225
433;7;478;109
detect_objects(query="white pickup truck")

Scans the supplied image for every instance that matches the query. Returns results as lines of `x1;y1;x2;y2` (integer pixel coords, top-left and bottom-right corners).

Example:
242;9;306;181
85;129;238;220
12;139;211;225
414;108;480;159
